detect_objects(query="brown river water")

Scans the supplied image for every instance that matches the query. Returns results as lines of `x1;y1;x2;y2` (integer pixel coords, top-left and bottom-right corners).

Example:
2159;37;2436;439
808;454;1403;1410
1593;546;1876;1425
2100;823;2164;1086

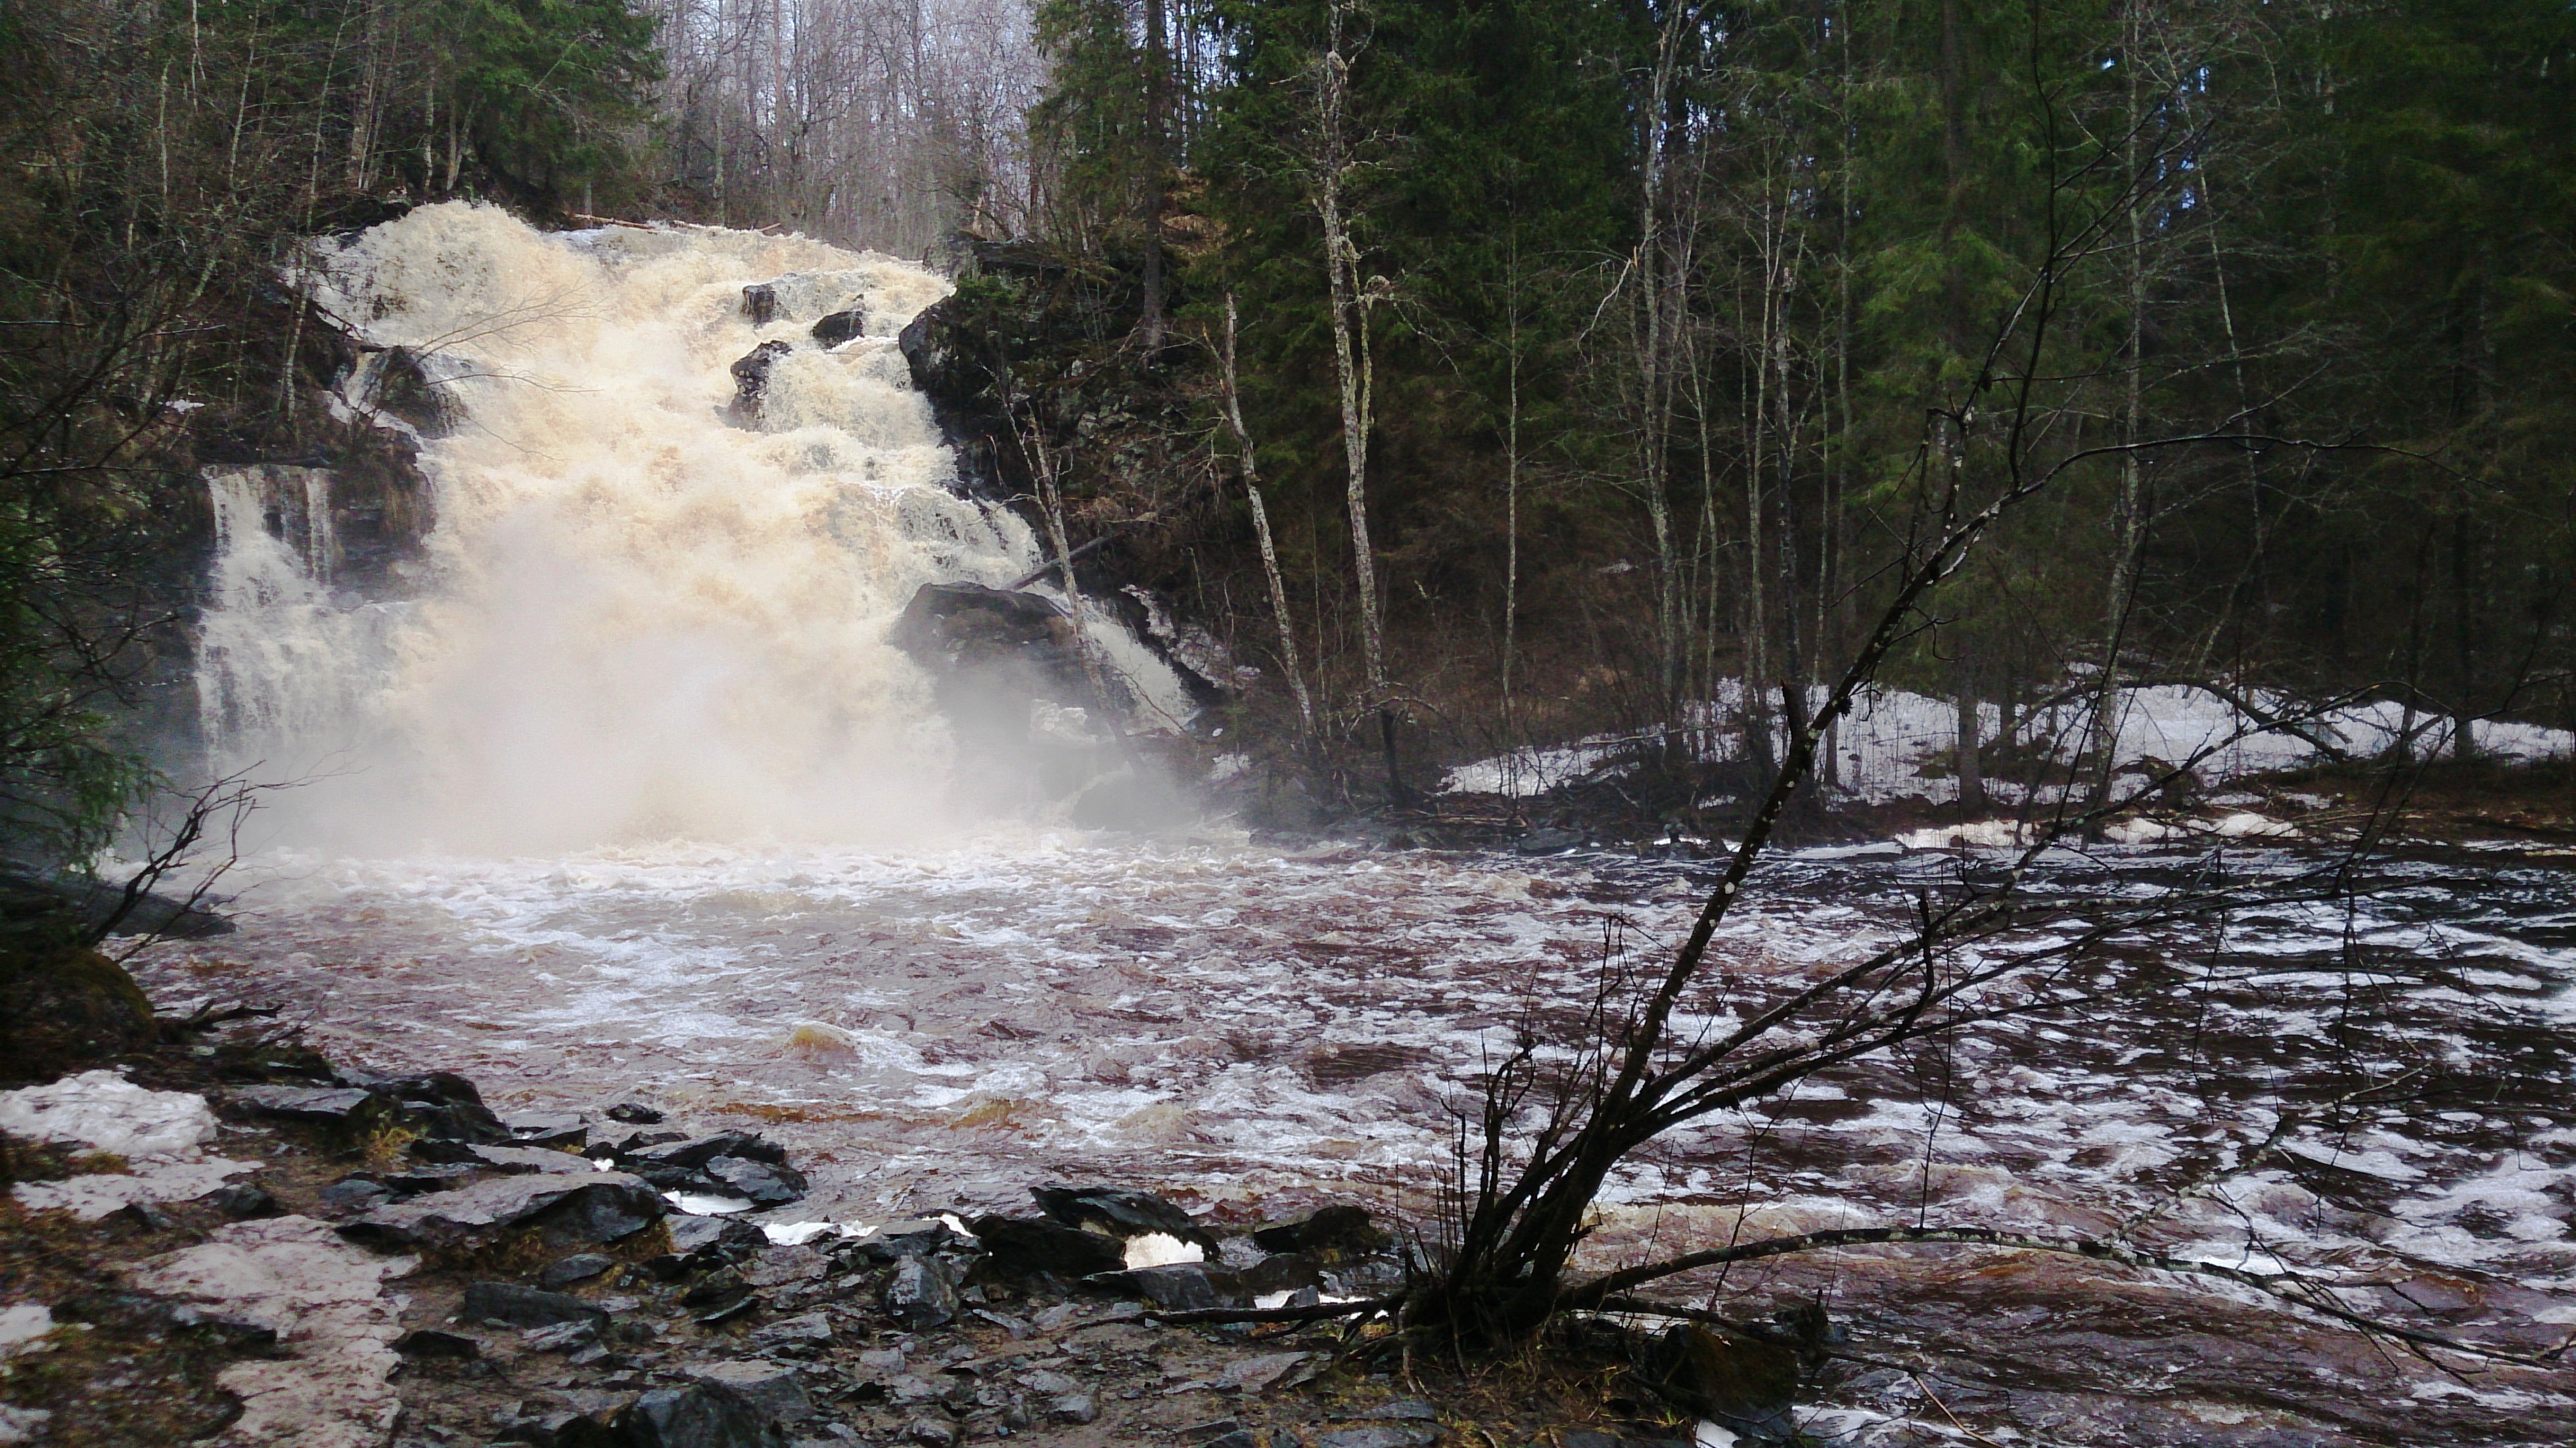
130;830;2576;1446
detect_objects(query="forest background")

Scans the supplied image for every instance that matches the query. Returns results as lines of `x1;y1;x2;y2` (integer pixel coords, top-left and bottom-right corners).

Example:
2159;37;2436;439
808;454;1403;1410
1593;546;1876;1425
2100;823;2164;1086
3;0;2573;863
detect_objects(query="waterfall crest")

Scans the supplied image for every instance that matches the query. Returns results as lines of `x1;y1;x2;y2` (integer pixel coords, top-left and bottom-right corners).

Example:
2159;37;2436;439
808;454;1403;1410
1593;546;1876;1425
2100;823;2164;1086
198;202;1186;851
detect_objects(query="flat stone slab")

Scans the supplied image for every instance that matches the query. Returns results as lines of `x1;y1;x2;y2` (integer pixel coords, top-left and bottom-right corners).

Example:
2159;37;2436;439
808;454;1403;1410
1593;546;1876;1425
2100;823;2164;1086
336;1171;661;1251
127;1215;409;1448
0;1070;216;1155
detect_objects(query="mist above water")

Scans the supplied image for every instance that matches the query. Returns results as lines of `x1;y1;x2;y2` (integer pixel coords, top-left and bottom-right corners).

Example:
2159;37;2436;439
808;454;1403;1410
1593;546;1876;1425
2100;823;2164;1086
198;202;1187;854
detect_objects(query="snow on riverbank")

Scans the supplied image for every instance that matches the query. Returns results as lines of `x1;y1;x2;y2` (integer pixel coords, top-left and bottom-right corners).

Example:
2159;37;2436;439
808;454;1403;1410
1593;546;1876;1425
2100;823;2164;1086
1442;681;2576;803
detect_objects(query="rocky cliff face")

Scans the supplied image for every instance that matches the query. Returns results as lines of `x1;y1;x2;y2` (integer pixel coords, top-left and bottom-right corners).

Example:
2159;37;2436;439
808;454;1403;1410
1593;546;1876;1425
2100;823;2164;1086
900;241;1236;719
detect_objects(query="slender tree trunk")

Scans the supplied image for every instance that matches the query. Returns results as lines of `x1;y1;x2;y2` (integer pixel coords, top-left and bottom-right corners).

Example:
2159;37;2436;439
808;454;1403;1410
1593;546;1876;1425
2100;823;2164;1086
2090;3;2152;813
1219;295;1314;739
1311;0;1400;799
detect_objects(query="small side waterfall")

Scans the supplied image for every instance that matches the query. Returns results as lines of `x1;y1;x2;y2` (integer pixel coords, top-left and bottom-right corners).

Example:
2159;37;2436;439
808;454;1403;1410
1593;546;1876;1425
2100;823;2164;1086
196;202;1189;851
197;464;397;755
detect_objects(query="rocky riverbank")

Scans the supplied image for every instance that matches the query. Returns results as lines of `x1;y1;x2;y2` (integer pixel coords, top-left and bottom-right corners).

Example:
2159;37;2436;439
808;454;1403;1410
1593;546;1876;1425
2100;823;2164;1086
0;1012;1796;1448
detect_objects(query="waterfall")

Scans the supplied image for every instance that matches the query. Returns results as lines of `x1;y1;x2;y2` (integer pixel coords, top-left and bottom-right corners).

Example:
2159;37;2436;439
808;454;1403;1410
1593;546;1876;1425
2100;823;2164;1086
196;201;1187;852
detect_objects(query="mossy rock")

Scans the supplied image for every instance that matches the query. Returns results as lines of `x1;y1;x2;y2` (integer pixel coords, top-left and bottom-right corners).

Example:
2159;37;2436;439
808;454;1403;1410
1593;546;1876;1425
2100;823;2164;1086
0;947;156;1084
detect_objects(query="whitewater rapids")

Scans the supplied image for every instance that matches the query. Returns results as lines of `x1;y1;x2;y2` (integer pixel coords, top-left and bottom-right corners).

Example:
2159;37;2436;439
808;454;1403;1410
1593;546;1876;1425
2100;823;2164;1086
198;202;1186;853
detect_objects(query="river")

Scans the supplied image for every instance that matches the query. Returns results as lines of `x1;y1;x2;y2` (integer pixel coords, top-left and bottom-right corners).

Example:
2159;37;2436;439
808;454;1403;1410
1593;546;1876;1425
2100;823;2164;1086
154;202;2576;1443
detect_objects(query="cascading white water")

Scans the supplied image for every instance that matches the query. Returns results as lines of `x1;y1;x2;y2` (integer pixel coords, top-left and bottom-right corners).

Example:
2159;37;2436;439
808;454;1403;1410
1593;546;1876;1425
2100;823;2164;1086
196;202;1189;852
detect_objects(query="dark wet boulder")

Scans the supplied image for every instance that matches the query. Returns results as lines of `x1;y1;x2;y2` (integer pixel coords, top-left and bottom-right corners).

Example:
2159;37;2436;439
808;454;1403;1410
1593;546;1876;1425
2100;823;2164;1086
0;871;232;943
233;1084;385;1127
1033;1183;1212;1247
969;1215;1123;1278
1101;1262;1243;1312
741;283;780;326
704;1155;805;1207
1637;1323;1800;1442
462;1280;609;1330
666;1213;763;1260
394;1327;483;1361
679;1361;812;1423
507;1111;589;1149
725;340;794;425
612;1378;791;1448
607;1102;664;1124
885;1255;959;1330
0;947;158;1081
203;1181;280;1220
358;344;459;438
334;1067;509;1142
540;1253;614;1289
1250;1204;1385;1256
842;1217;980;1265
810;309;863;348
336;1171;663;1252
629;1131;787;1170
889;584;1092;707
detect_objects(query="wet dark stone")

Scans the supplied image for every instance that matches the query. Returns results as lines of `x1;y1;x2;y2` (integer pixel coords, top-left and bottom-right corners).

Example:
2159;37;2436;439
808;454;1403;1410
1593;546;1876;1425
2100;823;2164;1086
202;1181;280;1219
393;1328;482;1361
1108;1263;1242;1312
694;1294;762;1328
1249;1204;1383;1255
969;1215;1123;1277
507;1111;589;1149
665;1214;762;1261
540;1253;615;1289
741;284;779;326
842;1217;978;1264
462;1281;609;1330
1638;1324;1799;1441
316;1176;396;1212
885;1255;959;1330
682;1269;752;1311
606;1103;665;1125
524;1319;603;1353
1031;1183;1210;1244
726;340;794;425
495;1402;618;1447
810;309;863;348
630;1131;787;1171
233;1085;384;1125
0;871;232;941
703;1156;805;1207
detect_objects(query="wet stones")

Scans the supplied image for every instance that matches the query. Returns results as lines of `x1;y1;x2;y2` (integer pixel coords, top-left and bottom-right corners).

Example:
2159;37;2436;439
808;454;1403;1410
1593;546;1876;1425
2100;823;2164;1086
606;1102;664;1125
741;284;779;326
1110;1262;1242;1312
1636;1323;1800;1442
392;1327;482;1361
597;1129;806;1208
1250;1204;1383;1255
704;1155;806;1208
461;1281;609;1330
679;1359;813;1422
885;1255;961;1330
967;1214;1124;1278
615;1378;788;1448
1033;1183;1214;1247
726;340;793;426
538;1253;614;1290
810;309;863;348
334;1170;663;1252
